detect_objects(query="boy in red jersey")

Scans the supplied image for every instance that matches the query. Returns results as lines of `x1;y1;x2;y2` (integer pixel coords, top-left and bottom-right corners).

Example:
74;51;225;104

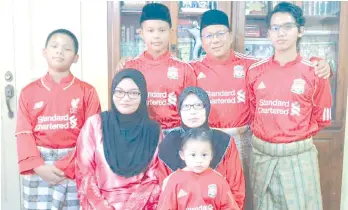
247;3;331;209
120;3;196;134
15;29;101;210
158;128;239;210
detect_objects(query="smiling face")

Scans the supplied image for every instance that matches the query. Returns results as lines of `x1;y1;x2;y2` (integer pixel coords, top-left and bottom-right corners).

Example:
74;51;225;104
43;33;79;72
201;25;232;60
113;78;141;114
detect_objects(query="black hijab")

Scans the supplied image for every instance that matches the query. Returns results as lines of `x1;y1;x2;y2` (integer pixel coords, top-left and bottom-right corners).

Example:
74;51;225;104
158;86;230;171
100;69;160;178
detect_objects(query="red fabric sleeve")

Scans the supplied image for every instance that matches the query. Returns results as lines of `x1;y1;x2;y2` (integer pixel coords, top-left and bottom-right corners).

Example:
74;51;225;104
157;175;178;210
312;77;332;131
55;87;101;179
123;149;161;209
15;91;44;174
75;118;113;209
246;69;256;123
85;87;102;118
184;64;197;87
157;159;172;187
225;138;245;209
220;181;240;210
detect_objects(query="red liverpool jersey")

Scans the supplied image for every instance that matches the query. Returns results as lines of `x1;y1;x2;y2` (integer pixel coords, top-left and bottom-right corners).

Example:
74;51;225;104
124;51;196;129
15;73;101;177
190;51;258;129
158;168;239;210
246;55;332;143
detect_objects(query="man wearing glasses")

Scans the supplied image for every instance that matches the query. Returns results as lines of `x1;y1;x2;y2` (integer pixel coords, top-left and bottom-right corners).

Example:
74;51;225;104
247;2;331;209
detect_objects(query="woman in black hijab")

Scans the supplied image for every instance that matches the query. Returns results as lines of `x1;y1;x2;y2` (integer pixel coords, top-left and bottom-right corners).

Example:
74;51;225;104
75;69;161;210
158;86;246;209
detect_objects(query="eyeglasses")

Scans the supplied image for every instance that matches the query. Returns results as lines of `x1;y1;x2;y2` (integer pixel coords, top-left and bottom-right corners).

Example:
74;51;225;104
269;22;298;32
181;103;205;111
202;30;229;42
114;90;141;99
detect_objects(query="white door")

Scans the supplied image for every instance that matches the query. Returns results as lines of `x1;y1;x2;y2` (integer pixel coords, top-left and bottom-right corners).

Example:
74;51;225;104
0;0;108;209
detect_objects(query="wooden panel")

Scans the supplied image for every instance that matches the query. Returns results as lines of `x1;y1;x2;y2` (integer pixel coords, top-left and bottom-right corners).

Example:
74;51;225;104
231;2;245;52
107;1;121;110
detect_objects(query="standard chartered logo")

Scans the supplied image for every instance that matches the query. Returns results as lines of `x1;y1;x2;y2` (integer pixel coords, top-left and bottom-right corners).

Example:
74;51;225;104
35;114;78;131
237;90;245;103
207;89;245;104
290;102;300;116
258;99;301;116
69;116;77;128
147;91;177;106
167;92;177;105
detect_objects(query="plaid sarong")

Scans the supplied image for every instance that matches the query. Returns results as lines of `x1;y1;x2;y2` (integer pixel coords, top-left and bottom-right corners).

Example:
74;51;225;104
250;136;323;210
233;128;253;210
22;146;80;210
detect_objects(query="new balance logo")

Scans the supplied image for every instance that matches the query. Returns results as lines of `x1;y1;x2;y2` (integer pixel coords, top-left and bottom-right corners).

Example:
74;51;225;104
257;82;266;89
177;189;188;198
34;101;44;109
197;72;206;80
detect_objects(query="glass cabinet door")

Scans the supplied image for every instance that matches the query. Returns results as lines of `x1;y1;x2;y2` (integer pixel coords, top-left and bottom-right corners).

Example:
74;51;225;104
244;1;340;119
120;1;148;58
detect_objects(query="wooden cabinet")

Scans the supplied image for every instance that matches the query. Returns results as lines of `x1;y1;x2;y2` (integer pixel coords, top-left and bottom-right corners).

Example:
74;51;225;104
108;1;348;209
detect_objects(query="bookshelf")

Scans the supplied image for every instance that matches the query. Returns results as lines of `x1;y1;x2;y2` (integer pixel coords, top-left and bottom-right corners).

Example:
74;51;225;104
116;1;229;61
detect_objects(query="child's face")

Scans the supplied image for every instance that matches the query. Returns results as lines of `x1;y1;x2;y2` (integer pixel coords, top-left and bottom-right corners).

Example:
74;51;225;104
140;20;170;55
43;33;79;72
179;139;213;174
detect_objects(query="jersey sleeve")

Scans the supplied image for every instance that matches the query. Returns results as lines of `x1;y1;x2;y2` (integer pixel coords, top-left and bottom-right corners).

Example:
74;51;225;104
246;67;257;123
85;87;101;117
183;63;197;87
157;175;178;210
224;137;245;209
219;180;240;210
15;90;44;174
312;77;332;131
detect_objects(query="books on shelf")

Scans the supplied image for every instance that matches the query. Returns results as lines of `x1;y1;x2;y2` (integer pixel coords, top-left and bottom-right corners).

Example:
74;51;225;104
303;1;340;16
179;1;217;13
121;24;146;57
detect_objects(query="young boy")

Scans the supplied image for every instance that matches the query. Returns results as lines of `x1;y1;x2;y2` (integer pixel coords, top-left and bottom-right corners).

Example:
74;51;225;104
247;2;332;209
120;3;196;134
158;128;240;210
15;29;101;210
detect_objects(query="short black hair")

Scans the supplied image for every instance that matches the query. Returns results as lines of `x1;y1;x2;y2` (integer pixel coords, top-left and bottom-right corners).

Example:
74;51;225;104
181;128;213;154
45;29;79;54
266;2;305;30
